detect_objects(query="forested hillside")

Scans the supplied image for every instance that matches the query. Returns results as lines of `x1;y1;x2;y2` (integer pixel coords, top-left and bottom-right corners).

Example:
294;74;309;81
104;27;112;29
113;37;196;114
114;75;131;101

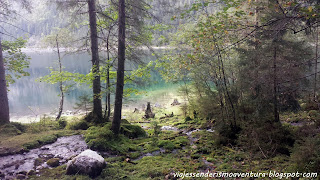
0;0;319;179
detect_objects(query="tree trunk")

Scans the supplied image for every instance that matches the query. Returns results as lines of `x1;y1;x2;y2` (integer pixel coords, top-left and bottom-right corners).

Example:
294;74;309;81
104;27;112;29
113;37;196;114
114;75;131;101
0;40;9;124
314;27;318;100
56;35;64;121
88;0;103;122
111;0;126;135
273;47;280;122
104;29;111;121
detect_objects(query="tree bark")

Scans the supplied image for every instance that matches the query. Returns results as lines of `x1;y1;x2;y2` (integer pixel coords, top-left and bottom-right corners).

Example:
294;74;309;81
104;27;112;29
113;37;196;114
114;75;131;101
314;27;318;100
111;0;126;134
88;0;103;122
104;29;111;121
56;35;64;121
0;40;10;124
273;47;280;122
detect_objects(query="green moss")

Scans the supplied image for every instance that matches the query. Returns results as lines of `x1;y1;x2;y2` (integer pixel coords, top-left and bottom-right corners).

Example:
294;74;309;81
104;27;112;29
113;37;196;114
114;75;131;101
58;118;67;129
85;124;141;154
0;123;22;136
174;136;189;148
66;120;89;130
158;140;175;151
23;141;40;150
120;124;147;138
38;135;58;145
47;158;60;167
100;154;199;180
10;122;26;133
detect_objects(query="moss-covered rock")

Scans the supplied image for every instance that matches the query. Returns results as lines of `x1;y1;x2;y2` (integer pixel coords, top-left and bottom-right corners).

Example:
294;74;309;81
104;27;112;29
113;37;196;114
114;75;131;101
47;158;60;167
0;123;22;136
66;120;89;130
23;141;40;150
38;135;58;145
120;124;147;138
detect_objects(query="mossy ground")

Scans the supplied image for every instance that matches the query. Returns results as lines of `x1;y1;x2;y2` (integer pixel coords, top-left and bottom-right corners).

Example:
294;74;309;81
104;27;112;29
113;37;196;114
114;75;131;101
3;103;319;179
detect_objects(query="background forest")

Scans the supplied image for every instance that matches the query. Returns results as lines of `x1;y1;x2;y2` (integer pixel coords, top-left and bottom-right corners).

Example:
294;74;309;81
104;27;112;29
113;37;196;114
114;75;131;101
0;0;319;179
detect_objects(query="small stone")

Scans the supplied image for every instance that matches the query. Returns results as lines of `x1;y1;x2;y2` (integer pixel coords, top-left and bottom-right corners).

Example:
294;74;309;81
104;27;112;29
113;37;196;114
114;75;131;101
46;158;60;167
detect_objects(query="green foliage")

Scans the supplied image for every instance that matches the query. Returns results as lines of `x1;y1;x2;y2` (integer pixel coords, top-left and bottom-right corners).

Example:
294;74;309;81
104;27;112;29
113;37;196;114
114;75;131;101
2;38;30;86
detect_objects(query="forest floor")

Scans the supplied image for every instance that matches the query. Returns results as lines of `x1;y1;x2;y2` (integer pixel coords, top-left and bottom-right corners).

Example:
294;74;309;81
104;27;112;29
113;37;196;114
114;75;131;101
1;104;314;180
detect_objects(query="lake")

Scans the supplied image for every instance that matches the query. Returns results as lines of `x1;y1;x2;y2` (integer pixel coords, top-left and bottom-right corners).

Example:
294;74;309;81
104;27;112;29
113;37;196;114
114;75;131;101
8;50;181;122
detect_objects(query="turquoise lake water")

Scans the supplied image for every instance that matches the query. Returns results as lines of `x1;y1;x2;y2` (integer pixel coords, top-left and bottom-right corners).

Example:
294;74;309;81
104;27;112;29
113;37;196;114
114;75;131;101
8;50;180;121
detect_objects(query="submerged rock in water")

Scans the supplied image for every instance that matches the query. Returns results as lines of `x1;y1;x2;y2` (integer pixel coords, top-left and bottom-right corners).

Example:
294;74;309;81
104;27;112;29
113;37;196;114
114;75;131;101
66;149;106;178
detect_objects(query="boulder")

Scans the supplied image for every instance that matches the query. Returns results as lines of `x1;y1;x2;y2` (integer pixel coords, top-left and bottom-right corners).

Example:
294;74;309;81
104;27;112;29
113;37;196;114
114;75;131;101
66;149;106;178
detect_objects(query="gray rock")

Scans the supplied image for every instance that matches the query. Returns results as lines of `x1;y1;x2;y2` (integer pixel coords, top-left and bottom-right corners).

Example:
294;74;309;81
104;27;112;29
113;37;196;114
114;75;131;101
66;150;106;178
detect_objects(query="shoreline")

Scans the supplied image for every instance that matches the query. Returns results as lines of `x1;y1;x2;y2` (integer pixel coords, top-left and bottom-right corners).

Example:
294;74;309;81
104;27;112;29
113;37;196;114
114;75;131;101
21;46;174;53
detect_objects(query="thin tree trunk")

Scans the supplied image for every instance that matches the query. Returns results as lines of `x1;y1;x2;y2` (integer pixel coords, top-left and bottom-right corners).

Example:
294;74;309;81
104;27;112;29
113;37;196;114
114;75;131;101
111;0;126;134
314;27;318;100
273;47;280;122
0;40;9;124
88;0;103;122
104;29;111;121
56;35;64;121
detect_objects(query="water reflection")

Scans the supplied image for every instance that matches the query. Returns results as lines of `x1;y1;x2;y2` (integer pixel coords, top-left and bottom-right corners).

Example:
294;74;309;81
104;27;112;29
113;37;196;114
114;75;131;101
8;52;91;118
